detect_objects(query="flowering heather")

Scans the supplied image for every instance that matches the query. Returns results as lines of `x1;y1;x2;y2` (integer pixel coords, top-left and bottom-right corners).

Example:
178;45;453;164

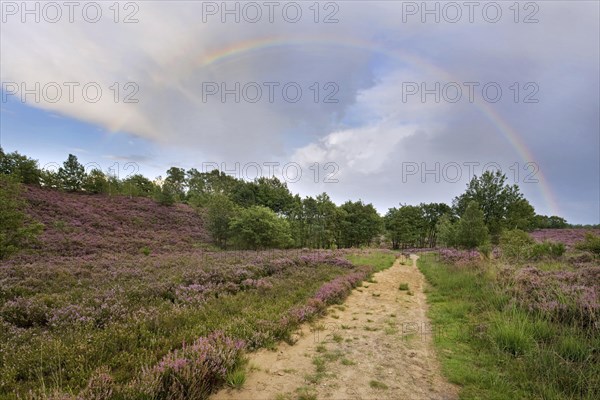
313;270;369;304
134;331;245;400
0;243;384;397
509;266;600;327
438;248;483;265
18;185;210;258
0;186;394;397
530;229;600;247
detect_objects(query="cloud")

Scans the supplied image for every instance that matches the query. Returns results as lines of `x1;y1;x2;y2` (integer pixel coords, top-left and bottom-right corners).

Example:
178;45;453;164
1;1;598;223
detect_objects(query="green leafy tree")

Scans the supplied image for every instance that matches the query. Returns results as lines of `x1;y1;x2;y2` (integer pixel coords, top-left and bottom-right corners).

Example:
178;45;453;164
57;154;86;192
505;198;535;231
455;201;489;249
0;176;44;259
254;177;294;214
385;205;426;249
436;214;457;247
229;205;293;250
82;169;108;194
453;171;524;241
206;194;238;249
420;203;451;247
532;214;568;229
122;174;156;197
40;169;61;189
315;193;339;248
338;200;382;248
154;183;176;206
164;167;186;201
0;148;41;184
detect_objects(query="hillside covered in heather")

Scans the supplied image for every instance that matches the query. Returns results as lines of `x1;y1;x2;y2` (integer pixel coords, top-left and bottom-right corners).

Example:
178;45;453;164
19;185;210;258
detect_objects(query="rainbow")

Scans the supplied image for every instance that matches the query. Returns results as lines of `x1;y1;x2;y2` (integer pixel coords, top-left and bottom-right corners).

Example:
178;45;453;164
175;34;560;215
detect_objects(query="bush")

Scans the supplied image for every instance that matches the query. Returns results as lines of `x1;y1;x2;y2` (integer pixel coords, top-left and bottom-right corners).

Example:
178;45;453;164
529;241;566;260
575;233;600;256
132;332;245;400
1;297;49;328
229;206;293;250
499;229;534;261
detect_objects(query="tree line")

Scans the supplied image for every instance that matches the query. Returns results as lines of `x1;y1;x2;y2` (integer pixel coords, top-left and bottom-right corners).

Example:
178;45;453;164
1;148;583;253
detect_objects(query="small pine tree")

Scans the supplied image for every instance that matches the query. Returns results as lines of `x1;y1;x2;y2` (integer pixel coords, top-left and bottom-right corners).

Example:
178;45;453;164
154;184;176;206
58;154;86;192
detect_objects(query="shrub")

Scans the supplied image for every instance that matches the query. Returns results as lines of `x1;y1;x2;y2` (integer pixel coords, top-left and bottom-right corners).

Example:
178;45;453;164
575;233;600;256
229;206;293;250
529;241;566;260
499;229;534;261
133;331;245;400
1;296;49;328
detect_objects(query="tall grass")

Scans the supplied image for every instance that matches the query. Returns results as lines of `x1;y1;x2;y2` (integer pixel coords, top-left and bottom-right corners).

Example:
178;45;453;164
418;254;599;399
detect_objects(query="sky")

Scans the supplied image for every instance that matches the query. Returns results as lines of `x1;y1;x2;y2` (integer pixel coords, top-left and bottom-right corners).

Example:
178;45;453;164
1;1;599;224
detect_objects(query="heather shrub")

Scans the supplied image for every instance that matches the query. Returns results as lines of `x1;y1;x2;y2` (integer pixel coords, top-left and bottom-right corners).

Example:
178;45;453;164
132;332;245;400
510;267;599;327
1;296;49;328
78;366;116;400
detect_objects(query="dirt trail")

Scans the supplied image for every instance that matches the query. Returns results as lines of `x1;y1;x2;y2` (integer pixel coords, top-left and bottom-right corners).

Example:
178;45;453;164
212;255;458;400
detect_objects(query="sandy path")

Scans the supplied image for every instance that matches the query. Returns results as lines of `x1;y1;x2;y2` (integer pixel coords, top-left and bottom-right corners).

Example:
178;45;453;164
212;255;458;400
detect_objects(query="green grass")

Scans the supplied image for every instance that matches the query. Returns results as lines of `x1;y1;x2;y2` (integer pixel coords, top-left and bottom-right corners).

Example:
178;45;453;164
398;283;409;291
226;367;247;389
369;380;388;390
418;253;600;399
346;251;396;273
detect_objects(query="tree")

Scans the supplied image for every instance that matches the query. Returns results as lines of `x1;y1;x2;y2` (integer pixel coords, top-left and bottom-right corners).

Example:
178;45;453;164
164;167;186;201
385;205;426;249
206;194;238;249
453;171;524;241
82;169;108;194
254;177;294;214
454;201;489;249
532;214;568;229
436;214;457;247
0;176;44;259
505;198;535;231
154;183;176;206
420;203;451;247
229;206;293;250
57;154;86;192
338;200;382;248
122;174;156;197
0;148;41;184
